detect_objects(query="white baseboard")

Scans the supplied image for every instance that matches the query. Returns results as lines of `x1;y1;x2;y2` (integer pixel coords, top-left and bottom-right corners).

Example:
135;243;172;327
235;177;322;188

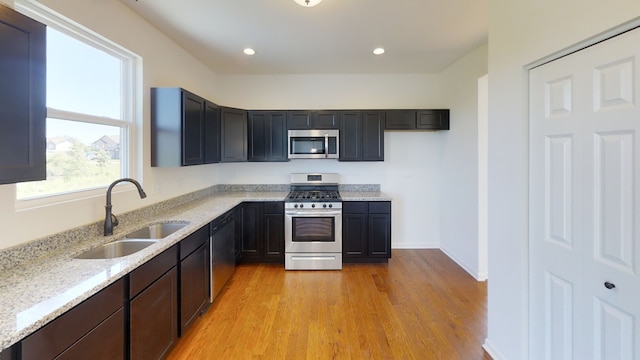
482;338;506;360
440;246;486;281
391;242;439;249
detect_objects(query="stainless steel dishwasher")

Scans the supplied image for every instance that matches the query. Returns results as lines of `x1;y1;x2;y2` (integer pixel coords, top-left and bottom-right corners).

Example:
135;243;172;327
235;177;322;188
210;211;235;302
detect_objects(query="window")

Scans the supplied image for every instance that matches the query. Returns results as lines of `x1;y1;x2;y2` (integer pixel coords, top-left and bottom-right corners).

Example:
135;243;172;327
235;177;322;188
14;0;141;203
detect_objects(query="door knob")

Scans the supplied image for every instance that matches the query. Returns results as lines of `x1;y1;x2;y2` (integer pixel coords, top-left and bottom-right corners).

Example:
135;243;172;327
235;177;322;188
604;281;616;290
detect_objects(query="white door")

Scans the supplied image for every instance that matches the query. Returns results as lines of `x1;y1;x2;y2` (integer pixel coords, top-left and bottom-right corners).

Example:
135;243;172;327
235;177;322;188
530;27;640;360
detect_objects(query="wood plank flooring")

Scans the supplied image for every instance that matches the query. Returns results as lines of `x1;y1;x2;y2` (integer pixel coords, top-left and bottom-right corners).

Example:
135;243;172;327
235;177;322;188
167;250;490;359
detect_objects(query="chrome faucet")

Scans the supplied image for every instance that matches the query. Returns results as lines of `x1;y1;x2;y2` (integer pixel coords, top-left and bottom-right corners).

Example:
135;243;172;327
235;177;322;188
104;178;147;236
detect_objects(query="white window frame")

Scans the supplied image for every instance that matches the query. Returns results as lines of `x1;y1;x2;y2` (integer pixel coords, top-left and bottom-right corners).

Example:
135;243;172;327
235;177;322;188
14;0;142;209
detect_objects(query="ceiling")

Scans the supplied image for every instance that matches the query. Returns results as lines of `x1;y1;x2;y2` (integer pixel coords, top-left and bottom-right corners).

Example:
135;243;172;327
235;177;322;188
121;0;488;75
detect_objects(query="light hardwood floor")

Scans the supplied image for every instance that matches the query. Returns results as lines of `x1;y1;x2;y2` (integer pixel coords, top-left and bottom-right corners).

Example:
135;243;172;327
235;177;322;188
167;250;490;359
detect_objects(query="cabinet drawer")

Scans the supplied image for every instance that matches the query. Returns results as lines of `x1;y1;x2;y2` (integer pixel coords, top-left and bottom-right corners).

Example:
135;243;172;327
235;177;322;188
343;201;367;214
55;308;125;360
130;245;178;298
368;201;391;214
21;278;125;360
180;226;209;260
263;201;283;214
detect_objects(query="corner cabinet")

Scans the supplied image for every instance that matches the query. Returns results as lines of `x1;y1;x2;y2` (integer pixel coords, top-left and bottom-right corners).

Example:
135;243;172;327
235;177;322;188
0;5;46;184
151;88;220;166
339;111;384;161
220;107;248;162
342;201;391;263
247;111;288;162
235;202;284;264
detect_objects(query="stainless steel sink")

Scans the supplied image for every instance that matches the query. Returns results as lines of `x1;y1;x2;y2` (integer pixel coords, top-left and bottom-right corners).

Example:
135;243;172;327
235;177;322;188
75;239;158;259
124;222;188;239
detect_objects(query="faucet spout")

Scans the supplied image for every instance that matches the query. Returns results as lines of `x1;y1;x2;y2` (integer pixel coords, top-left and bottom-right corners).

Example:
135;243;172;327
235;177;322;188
104;178;147;236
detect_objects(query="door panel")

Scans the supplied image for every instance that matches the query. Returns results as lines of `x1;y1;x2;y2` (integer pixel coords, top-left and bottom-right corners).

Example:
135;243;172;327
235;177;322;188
530;26;640;360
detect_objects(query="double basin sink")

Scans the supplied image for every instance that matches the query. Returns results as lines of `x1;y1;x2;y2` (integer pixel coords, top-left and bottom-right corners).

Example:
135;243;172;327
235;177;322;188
75;222;189;259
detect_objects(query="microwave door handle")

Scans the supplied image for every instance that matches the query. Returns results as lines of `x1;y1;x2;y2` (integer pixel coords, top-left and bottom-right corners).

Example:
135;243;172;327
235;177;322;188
325;134;329;158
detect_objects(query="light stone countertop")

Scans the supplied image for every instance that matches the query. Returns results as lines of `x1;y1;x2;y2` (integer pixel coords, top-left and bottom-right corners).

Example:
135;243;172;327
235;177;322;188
0;188;391;350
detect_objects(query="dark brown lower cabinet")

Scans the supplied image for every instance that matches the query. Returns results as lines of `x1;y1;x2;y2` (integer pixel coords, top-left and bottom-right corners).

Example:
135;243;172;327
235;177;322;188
342;201;391;263
130;267;178;360
129;245;179;360
236;202;284;263
180;228;210;335
20;278;126;360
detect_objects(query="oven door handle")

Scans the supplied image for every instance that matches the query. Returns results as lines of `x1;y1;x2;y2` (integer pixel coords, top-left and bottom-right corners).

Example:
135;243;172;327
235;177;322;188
285;210;342;217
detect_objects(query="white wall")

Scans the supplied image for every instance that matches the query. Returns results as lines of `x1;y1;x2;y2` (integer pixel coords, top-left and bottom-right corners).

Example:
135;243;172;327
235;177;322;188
438;44;488;279
213;73;451;249
486;1;640;359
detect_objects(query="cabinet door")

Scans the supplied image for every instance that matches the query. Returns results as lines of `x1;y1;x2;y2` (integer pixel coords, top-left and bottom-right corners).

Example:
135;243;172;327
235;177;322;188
384;110;416;130
362;111;385;161
368;202;391;257
220;107;247;162
130;267;178;360
342;202;368;258
203;101;220;163
237;202;262;259
416;109;450;130
339;111;362;161
180;243;209;335
343;213;367;257
182;91;205;165
268;112;288;161
0;6;46;184
286;111;312;129
248;111;269;161
264;202;284;262
312;111;340;129
368;213;391;256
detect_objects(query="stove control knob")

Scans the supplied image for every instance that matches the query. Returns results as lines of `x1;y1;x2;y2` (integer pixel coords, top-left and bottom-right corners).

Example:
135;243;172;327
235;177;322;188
328;204;333;208
312;204;315;208
323;204;327;208
294;204;298;208
300;204;304;208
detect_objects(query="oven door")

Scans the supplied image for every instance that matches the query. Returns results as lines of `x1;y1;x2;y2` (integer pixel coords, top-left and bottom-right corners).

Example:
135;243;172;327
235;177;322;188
284;209;342;253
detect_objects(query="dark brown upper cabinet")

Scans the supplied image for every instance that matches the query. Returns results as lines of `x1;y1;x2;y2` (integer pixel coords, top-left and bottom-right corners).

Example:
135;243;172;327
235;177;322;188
220;106;248;162
339;111;384;162
151;87;220;167
0;5;46;184
247;111;288;162
287;110;340;129
384;109;450;130
417;109;450;130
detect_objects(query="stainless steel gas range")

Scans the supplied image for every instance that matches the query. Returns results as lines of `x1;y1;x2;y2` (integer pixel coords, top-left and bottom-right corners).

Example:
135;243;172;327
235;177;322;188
284;173;342;270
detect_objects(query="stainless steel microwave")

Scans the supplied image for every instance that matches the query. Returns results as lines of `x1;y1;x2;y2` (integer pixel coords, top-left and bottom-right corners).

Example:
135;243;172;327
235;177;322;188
288;129;339;159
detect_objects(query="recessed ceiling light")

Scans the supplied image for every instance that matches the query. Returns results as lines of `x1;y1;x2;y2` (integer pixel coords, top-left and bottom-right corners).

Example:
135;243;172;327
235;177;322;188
243;48;256;55
294;0;322;6
373;48;385;55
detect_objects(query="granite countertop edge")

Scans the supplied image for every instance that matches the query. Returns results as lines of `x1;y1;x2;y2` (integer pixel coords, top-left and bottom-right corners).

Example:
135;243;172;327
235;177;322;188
0;186;391;350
